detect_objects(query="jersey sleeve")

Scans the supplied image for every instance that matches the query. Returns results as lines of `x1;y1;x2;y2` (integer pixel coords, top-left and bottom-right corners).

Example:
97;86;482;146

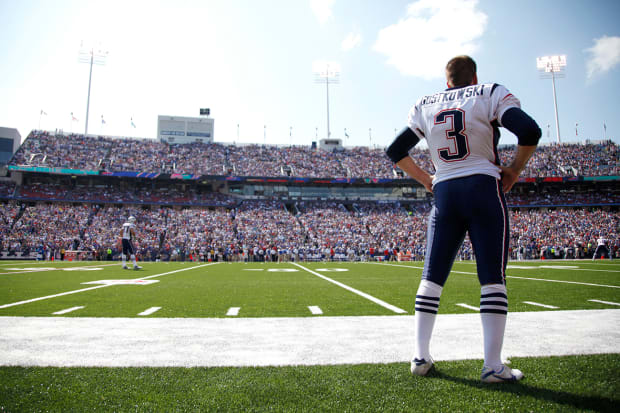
407;102;426;140
489;84;521;126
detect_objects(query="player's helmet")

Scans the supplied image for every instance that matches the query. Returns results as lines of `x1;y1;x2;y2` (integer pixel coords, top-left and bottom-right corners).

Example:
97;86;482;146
128;216;136;223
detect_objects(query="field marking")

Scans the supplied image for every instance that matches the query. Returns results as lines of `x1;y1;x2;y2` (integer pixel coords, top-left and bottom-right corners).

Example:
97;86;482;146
0;261;63;266
308;306;323;315
506;275;620;289
82;279;160;286
5;309;617;367
389;260;620;273
291;262;407;314
588;299;620;307
138;307;161;316
0;262;220;310
52;306;85;315
226;307;240;316
456;303;480;311
376;262;424;270
523;301;559;309
0;263;119;276
375;262;620;289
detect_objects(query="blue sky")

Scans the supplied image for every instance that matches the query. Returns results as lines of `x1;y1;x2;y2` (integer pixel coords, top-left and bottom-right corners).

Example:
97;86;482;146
0;0;619;149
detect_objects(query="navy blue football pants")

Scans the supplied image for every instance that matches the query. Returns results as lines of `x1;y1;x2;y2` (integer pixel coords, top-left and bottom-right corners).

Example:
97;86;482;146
422;174;509;286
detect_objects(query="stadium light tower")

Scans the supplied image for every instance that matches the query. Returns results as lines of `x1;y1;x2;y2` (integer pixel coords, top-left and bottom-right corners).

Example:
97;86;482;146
79;43;108;136
313;61;340;139
537;55;566;144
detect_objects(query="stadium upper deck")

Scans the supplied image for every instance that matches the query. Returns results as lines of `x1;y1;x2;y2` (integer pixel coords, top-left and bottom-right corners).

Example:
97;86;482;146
8;131;619;179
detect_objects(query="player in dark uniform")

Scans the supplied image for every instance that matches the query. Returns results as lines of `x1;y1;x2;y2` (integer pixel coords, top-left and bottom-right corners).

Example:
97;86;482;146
120;216;142;270
386;55;541;383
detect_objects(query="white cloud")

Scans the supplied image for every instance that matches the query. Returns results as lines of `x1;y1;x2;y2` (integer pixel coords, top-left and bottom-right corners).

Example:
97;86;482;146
341;32;362;51
373;0;487;79
585;35;620;80
310;0;334;25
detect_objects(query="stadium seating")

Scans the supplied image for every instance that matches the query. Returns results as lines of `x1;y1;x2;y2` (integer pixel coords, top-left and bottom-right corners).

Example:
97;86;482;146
1;130;617;262
10;131;619;178
0;199;617;262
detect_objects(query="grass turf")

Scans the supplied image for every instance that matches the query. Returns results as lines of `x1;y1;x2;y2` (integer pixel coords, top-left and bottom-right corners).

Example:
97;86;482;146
0;260;618;317
0;354;618;412
0;261;618;411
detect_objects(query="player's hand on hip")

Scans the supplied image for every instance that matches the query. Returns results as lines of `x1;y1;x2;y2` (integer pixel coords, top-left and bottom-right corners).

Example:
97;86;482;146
422;175;434;193
499;166;519;193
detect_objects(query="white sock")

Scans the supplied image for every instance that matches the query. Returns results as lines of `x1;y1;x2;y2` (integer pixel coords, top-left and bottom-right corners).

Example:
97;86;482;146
122;254;126;266
131;254;137;266
480;284;508;371
414;279;443;361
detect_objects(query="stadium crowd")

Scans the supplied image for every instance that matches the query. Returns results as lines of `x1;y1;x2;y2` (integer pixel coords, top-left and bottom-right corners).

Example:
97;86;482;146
4;181;616;208
2;130;618;261
1;200;617;262
10;182;237;206
10;131;619;179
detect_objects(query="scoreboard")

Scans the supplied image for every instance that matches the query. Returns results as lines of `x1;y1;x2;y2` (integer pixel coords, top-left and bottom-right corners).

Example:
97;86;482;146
157;115;214;144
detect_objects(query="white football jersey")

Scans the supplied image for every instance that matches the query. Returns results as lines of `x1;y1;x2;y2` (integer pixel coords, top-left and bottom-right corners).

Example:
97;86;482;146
122;222;135;240
408;83;521;186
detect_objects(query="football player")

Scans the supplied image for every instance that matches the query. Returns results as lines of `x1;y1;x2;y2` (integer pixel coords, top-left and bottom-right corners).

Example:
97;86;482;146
386;55;541;383
592;235;611;260
120;216;142;270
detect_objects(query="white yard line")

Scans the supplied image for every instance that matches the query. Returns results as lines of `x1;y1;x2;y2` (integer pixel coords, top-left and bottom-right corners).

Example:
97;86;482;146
2;309;618;367
523;301;559;309
291;262;407;314
52;306;85;315
0;285;112;310
138;307;161;316
226;307;241;316
456;303;480;311
137;262;219;281
308;306;323;315
0;263;219;310
588;299;620;307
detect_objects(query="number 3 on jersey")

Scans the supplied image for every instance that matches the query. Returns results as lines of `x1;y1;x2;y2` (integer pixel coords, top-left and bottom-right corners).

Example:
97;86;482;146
435;109;470;162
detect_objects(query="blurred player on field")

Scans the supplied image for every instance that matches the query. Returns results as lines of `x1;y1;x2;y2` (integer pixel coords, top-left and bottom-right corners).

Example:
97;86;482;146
120;216;142;270
592;235;612;260
386;55;541;383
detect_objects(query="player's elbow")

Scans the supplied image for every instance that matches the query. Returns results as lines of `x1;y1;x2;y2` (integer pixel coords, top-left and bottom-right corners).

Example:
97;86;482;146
386;127;420;164
502;107;541;146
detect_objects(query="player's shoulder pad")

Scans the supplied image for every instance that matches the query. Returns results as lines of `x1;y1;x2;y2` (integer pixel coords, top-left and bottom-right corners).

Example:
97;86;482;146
489;83;511;96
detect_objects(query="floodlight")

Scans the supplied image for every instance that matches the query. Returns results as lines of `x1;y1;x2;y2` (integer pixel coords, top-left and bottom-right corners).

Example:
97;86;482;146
537;55;566;144
313;61;340;139
79;42;108;136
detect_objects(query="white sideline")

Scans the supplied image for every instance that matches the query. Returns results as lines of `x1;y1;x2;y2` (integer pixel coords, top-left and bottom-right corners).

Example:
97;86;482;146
0;309;618;367
291;262;407;314
0;263;220;309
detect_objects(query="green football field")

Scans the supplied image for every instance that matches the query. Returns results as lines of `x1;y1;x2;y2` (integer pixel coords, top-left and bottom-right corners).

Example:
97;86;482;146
0;259;619;411
0;260;619;317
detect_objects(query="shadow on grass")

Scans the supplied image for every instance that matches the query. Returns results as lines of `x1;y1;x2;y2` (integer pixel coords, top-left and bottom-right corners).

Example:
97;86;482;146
429;369;617;413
